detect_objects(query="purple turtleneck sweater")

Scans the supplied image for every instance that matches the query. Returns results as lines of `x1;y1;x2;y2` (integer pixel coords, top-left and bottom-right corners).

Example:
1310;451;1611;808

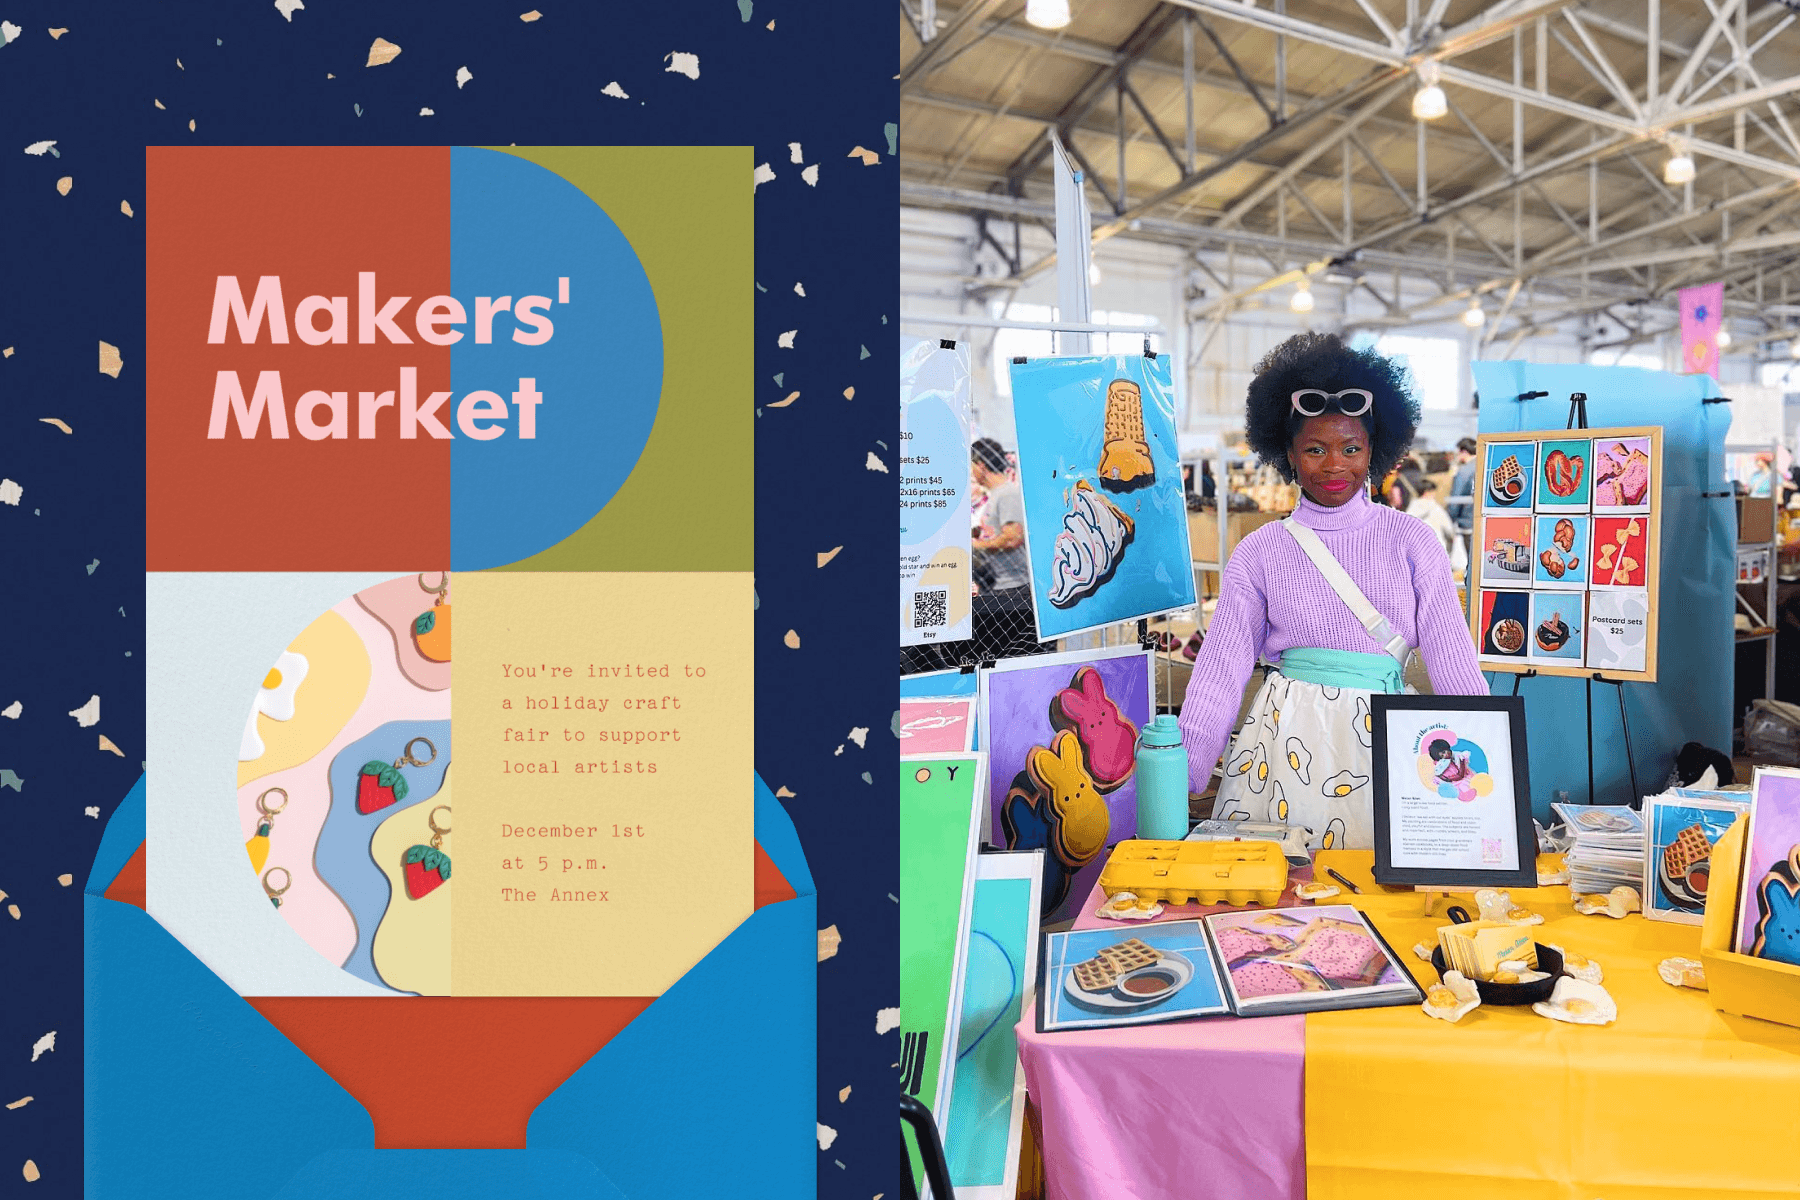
1177;488;1488;792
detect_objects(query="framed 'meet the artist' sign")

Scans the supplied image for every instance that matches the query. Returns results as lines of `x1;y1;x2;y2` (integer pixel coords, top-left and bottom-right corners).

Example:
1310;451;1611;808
1467;426;1663;682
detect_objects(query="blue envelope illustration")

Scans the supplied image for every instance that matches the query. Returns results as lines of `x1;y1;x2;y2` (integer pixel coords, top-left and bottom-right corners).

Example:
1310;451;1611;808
85;773;815;1200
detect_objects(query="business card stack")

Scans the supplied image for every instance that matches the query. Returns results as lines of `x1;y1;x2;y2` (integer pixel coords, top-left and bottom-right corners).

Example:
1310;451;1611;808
1552;802;1646;897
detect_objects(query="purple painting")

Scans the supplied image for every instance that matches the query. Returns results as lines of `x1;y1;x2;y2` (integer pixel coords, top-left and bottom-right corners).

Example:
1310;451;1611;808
1734;768;1800;959
979;646;1152;923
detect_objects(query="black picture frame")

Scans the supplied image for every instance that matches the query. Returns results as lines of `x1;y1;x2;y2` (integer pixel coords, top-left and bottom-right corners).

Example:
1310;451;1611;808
1370;695;1535;888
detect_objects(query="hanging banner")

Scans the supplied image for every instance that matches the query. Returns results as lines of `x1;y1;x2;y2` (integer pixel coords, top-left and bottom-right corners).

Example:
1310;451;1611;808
1009;354;1195;640
1679;282;1724;379
901;336;974;646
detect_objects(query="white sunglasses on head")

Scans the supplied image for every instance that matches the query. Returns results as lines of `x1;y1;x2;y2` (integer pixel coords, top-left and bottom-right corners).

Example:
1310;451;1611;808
1290;388;1374;417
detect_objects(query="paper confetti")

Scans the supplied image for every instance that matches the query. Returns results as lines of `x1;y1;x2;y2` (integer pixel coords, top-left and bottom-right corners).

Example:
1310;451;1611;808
838;1086;851;1103
794;282;806;297
739;0;753;20
843;387;855;400
520;9;542;20
274;0;304;21
885;122;898;155
188;118;196;132
0;771;20;792
30;1032;54;1061
788;142;803;164
776;785;795;798
818;924;841;961
0;21;21;44
0;480;20;505
817;546;841;568
2;347;11;356
777;329;796;349
865;452;888;473
1;703;19;719
56;876;69;887
783;629;800;649
418;107;434;116
753;162;774;190
663;51;699;80
85;559;98;575
22;1160;39;1182
848;146;879;165
768;391;798;408
69;695;99;727
99;341;122;376
817;1124;838;1151
365;37;401;66
39;419;70;434
6;905;17;920
848;727;868;748
48;27;65;39
5;1097;30;1109
84;807;98;818
601;81;628;99
801;165;819;187
875;1007;900;1035
98;735;124;757
55;176;70;195
456;65;472;88
154;98;165;108
24;141;55;156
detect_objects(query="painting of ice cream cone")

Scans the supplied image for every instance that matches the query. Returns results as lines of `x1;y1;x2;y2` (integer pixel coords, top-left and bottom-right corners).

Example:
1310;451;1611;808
1098;378;1155;491
1009;354;1194;640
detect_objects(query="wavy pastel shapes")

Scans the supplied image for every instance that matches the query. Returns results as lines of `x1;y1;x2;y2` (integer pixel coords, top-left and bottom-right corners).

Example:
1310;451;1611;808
312;718;452;993
371;768;453;996
354;574;453;692
237;611;372;789
1047;481;1133;610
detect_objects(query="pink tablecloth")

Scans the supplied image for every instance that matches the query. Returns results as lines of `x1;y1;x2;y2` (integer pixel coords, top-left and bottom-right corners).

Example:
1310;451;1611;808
1013;879;1308;1200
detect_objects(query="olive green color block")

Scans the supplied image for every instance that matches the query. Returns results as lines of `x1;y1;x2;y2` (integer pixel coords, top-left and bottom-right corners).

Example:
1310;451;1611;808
489;146;752;572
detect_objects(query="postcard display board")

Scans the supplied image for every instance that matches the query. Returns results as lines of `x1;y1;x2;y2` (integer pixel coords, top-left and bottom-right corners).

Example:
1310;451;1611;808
1470;361;1732;817
1469;427;1663;681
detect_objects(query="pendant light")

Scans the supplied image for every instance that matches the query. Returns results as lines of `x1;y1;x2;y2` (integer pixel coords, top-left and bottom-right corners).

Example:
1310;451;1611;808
1290;280;1314;314
1025;0;1071;30
1411;61;1447;121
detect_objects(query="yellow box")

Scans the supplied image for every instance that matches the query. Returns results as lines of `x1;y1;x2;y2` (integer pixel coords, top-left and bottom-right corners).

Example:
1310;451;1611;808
1700;817;1800;1029
1098;839;1289;907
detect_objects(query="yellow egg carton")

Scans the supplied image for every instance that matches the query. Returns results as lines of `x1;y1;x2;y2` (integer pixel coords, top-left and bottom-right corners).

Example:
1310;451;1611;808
1099;839;1290;907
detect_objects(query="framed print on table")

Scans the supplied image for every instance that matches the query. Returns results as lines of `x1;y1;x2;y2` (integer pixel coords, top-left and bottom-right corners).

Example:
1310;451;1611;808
1370;695;1535;889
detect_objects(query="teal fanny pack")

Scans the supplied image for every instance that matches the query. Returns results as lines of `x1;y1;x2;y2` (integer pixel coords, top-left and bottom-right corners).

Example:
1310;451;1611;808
1274;646;1403;694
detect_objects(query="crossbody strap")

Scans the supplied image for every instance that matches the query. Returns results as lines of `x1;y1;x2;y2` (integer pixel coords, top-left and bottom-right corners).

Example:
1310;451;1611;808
1281;518;1411;665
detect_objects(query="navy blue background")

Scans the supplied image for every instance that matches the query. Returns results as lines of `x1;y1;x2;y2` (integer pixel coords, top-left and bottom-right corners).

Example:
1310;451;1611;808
0;3;896;1195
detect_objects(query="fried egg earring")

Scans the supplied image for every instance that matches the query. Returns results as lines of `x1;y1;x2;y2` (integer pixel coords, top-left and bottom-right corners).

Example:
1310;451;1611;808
412;572;452;663
246;787;287;873
239;651;309;761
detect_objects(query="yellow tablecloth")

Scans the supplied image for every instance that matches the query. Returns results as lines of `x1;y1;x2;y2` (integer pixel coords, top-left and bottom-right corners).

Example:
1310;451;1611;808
1306;852;1800;1200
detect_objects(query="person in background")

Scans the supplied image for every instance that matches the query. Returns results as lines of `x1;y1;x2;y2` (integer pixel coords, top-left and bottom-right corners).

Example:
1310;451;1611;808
1447;437;1477;533
1178;332;1486;851
1407;478;1457;554
970;437;1045;657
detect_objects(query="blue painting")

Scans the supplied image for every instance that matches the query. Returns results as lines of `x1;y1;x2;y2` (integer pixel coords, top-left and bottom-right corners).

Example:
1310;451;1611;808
944;856;1040;1199
1038;920;1228;1032
1645;792;1747;925
1009;356;1195;640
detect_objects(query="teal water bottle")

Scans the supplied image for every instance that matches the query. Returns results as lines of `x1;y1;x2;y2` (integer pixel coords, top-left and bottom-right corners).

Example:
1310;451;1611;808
1135;715;1190;841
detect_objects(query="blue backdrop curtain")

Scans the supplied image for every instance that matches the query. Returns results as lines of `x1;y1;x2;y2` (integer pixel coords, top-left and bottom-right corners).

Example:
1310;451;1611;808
1469;362;1732;817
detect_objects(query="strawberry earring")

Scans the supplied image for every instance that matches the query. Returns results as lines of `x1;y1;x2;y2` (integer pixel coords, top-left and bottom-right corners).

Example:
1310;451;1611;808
357;737;437;814
402;806;451;899
262;866;291;909
412;572;452;663
246;787;287;873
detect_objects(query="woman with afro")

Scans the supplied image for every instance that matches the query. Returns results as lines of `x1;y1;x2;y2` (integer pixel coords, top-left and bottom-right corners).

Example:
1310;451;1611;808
1177;332;1485;851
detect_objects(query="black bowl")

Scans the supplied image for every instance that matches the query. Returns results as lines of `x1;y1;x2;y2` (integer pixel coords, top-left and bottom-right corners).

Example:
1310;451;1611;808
1430;943;1565;1006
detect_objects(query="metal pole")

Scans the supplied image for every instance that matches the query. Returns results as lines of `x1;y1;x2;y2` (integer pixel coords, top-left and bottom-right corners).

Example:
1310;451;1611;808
1614;680;1641;807
1183;16;1197;173
1585;675;1594;805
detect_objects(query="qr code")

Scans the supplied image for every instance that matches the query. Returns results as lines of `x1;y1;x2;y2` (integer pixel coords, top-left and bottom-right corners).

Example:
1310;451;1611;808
1481;838;1502;864
912;588;949;629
